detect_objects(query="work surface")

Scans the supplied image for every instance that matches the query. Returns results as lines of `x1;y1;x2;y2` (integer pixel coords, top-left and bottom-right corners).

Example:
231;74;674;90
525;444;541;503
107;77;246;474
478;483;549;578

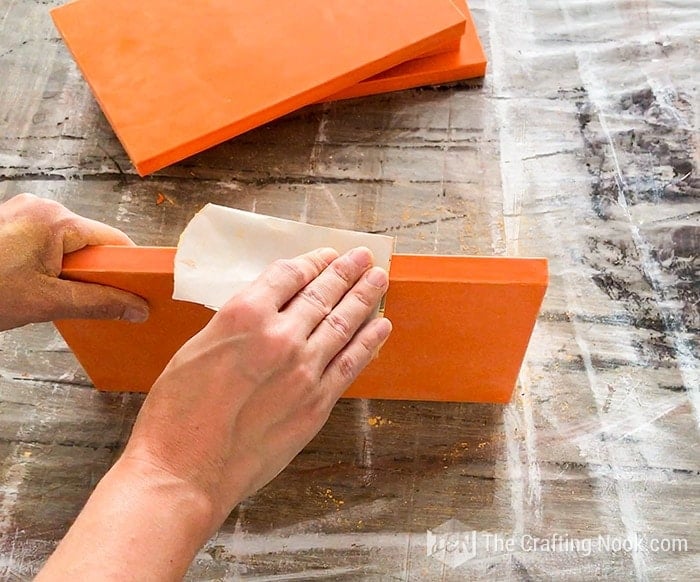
1;0;698;580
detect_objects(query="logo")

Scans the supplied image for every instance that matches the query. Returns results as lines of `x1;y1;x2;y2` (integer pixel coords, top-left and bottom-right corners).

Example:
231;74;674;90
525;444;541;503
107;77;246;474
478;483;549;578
426;519;476;568
425;523;689;569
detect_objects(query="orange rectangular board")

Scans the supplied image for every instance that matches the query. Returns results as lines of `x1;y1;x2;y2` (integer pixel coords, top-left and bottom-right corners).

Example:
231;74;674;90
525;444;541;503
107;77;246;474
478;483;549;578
414;36;462;60
54;247;548;404
51;0;466;176
332;0;487;101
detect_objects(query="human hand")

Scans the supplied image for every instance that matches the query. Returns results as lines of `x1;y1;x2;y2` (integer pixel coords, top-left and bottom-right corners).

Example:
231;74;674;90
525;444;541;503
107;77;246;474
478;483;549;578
37;246;391;580
0;193;149;331
123;246;392;530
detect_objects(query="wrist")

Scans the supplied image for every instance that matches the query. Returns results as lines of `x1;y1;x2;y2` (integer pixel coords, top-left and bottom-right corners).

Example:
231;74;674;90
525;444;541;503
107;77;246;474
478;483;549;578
38;453;219;580
109;453;218;544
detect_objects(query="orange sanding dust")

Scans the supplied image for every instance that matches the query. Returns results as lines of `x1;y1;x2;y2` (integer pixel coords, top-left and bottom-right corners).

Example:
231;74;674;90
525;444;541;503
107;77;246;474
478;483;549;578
54;247;548;404
327;0;487;102
51;0;466;176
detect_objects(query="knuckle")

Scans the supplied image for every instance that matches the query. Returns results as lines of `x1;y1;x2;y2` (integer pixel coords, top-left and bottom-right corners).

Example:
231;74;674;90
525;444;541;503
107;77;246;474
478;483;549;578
219;294;263;325
238;294;260;315
335;353;358;382
84;298;123;321
101;303;123;320
43;198;64;211
12;194;64;221
308;250;331;272
272;258;306;287
330;260;353;284
359;334;377;357
296;363;320;390
324;312;352;340
36;196;63;214
54;216;79;235
14;192;37;204
353;289;375;309
265;324;304;356
299;286;330;314
215;303;237;324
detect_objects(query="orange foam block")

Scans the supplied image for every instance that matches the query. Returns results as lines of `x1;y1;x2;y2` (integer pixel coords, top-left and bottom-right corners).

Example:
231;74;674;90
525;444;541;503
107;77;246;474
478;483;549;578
55;247;548;403
419;37;462;59
51;0;466;176
333;0;487;101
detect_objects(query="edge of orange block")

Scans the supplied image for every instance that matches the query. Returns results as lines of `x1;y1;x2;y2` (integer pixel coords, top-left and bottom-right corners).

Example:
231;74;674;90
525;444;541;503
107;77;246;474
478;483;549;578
328;0;487;101
56;246;548;403
418;36;462;59
60;245;544;285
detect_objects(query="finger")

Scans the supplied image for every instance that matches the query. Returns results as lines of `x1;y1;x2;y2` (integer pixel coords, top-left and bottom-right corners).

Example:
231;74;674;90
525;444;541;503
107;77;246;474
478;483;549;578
308;266;389;367
247;247;339;311
59;213;136;254
320;317;392;401
39;276;150;323
282;247;373;337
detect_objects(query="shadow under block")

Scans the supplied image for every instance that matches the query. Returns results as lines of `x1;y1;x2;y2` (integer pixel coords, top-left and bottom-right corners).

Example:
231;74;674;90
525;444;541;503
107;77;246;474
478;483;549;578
54;247;548;404
51;0;466;176
332;0;487;101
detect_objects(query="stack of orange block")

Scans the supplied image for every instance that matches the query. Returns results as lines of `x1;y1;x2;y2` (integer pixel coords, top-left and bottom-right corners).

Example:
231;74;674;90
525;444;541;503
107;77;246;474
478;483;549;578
51;0;487;175
51;0;550;405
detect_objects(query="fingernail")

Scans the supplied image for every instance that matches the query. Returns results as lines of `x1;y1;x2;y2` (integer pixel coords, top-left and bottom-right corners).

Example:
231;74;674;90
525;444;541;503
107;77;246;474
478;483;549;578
349;247;372;268
377;318;392;343
366;267;388;288
124;305;149;323
373;319;392;358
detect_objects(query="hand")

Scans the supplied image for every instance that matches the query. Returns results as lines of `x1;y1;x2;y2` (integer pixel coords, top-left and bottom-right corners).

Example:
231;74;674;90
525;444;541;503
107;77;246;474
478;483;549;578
124;246;392;527
0;193;149;331
37;246;392;580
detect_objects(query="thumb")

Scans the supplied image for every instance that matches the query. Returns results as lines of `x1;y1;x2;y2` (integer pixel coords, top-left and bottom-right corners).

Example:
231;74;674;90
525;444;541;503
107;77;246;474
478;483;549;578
42;277;150;323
